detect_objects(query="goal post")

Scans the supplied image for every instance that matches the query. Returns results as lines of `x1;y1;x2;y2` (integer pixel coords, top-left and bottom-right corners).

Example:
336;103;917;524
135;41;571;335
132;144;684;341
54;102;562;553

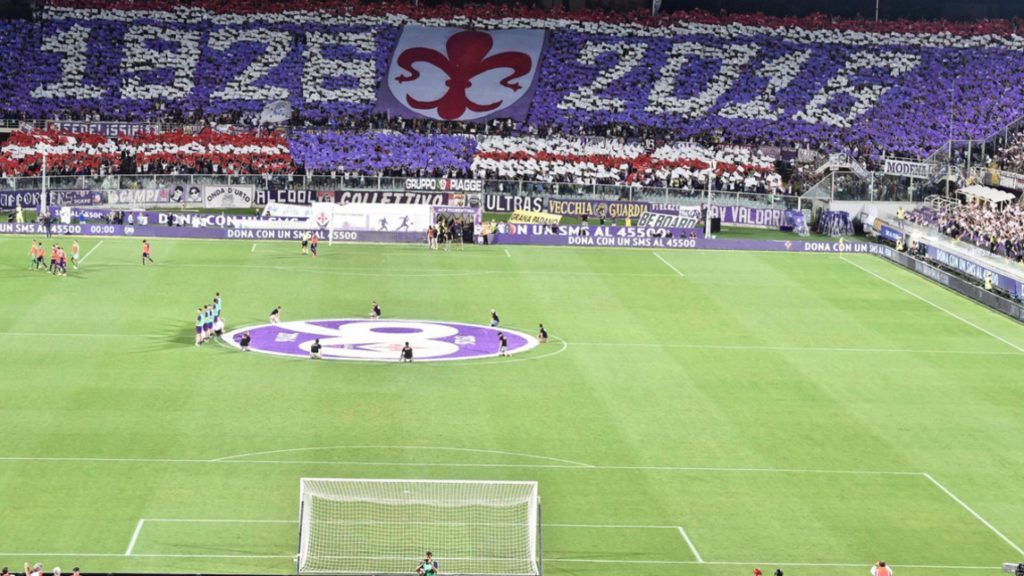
297;478;541;576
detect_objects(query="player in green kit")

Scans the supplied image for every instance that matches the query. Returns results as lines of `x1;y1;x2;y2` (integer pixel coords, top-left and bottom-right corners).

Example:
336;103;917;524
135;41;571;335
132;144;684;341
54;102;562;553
417;552;437;576
194;307;204;346
203;304;214;342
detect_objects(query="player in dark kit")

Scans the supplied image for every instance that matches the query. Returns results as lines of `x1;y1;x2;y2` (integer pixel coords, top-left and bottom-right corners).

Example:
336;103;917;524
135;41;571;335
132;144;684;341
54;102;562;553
400;342;413;362
239;332;251;351
370;301;381;320
537;323;548;343
452;220;464;250
142;240;154;265
498;332;509;357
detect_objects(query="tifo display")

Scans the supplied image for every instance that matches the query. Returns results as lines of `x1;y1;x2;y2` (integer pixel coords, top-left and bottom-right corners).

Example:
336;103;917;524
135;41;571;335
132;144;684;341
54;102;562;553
0;1;1021;158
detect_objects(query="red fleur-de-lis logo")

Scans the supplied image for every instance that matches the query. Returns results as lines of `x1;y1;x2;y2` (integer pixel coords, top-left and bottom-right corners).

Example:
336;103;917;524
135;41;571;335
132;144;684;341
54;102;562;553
394;31;532;120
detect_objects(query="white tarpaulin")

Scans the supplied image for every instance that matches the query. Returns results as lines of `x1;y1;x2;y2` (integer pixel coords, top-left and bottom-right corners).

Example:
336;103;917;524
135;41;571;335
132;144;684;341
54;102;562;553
202;184;255;208
960;184;1015;204
312;202;431;232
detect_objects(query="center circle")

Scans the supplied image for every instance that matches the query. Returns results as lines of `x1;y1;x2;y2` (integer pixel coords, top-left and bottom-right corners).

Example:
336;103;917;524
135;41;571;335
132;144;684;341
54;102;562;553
221;319;539;362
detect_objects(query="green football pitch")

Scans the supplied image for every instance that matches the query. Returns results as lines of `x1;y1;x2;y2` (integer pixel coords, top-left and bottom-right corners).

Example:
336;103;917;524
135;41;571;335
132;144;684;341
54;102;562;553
2;235;1024;576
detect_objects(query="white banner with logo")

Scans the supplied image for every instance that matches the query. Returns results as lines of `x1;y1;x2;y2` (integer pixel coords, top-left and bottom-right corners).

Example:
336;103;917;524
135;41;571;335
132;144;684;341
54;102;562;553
313;201;431;232
107;188;173;205
637;208;701;228
883;159;935;179
266;202;313;219
405;178;484;193
203;184;255;208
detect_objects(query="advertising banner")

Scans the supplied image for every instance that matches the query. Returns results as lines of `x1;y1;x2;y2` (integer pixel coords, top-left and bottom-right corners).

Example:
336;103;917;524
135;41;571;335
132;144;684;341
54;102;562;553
508;210;561;225
432;205;483;228
638;208;700;228
883;159;936;178
492;225;877;253
45;121;163;136
0;221;423;244
483;194;546;213
49;189;105;207
924;245;1023;296
708;205;790;228
335;191;450;205
546;198;649;219
107;188;173;205
877;223;905;244
0;190;43;210
255;189;320;206
202;184;255;208
256;189;451;206
405;178;484;193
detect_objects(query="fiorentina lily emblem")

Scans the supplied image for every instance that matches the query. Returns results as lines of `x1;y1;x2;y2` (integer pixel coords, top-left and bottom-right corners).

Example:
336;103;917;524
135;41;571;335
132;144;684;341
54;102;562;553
382;27;546;121
396;31;531;120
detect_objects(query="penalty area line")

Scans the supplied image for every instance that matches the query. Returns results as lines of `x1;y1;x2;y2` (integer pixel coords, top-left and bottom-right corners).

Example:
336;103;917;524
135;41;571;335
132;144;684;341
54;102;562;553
504;248;511;257
125;519;144;555
677;526;703;563
654;252;685;277
80;240;103;262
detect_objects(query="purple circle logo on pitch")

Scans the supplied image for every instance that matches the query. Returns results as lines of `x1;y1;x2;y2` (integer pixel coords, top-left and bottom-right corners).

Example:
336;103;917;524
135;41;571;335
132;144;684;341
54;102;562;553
222;319;539;361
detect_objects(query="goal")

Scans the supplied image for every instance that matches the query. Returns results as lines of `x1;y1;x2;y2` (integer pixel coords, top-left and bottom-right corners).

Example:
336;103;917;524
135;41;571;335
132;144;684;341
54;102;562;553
297;478;541;576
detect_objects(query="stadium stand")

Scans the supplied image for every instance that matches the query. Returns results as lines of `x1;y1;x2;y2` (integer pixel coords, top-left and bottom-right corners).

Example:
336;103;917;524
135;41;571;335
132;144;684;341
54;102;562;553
0;129;293;176
0;0;1021;155
3;0;1024;204
905;197;1024;263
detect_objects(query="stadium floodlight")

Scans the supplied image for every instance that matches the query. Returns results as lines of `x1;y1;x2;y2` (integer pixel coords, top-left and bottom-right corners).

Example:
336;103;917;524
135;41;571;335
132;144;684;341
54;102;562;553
297;478;541;576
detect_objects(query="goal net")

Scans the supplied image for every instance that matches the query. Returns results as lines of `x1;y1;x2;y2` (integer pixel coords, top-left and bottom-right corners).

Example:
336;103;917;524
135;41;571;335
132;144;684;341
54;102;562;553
297;478;541;576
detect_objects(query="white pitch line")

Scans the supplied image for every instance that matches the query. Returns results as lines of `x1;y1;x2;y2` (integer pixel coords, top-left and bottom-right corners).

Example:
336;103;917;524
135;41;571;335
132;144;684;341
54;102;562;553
923;473;1024;556
841;256;1024;353
251;243;256;252
568;341;1024;356
653;251;685;277
80;240;103;262
549;523;679;529
0;332;158;338
146;518;297;523
0;455;921;475
504;248;511;257
212;444;594;467
677;526;704;563
0;552;1000;569
142;519;680;529
546;559;1001;570
125;518;144;555
0;331;1017;357
0;553;295;559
